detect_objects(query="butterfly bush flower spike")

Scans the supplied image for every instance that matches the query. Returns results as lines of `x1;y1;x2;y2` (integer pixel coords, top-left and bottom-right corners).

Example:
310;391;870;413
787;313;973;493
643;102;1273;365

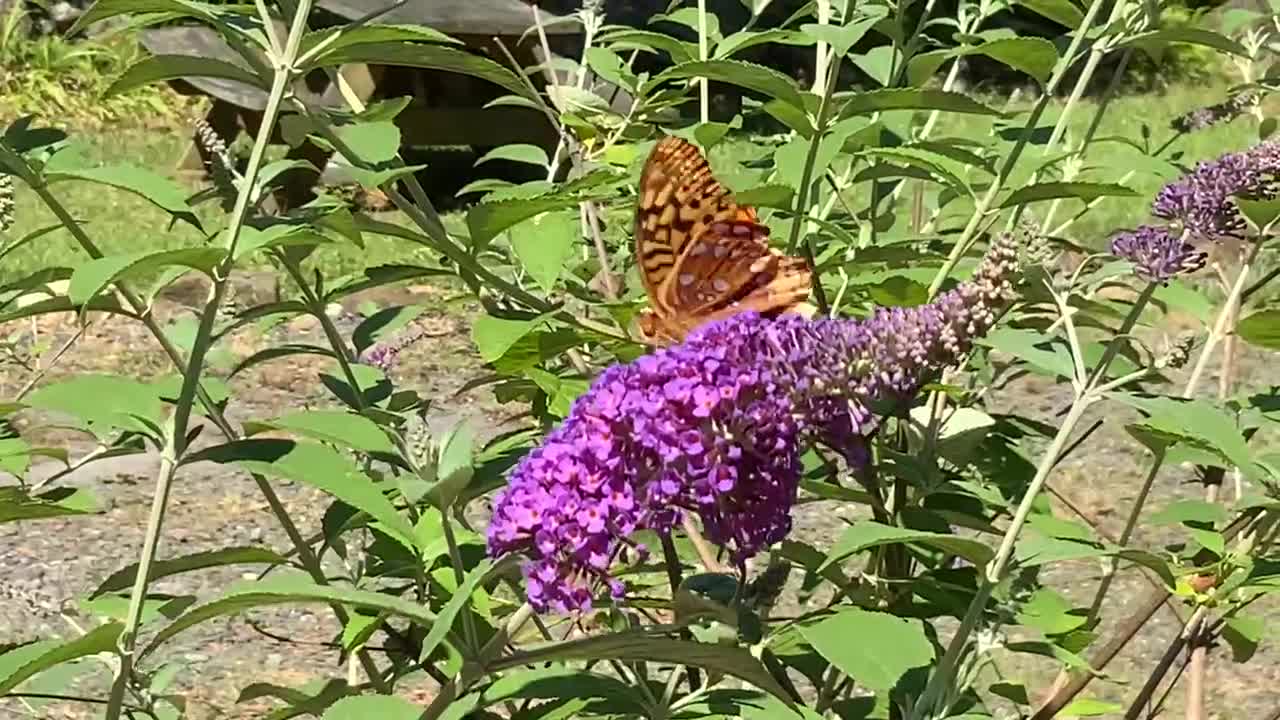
1170;91;1258;134
1109;225;1207;283
1152;140;1280;241
488;234;1025;612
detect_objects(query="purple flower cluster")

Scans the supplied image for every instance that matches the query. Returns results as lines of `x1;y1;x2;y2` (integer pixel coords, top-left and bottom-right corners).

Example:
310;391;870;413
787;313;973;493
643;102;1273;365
487;236;1022;612
1152;140;1280;241
1109;225;1208;283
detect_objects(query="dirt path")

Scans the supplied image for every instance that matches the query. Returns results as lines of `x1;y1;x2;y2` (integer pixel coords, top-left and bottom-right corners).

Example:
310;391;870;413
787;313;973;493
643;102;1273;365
2;273;1277;719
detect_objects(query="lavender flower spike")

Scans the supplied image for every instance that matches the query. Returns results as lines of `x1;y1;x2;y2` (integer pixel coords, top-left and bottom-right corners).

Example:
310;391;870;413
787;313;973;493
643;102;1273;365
1110;225;1207;283
487;234;1026;613
1152;140;1280;241
1170;91;1258;134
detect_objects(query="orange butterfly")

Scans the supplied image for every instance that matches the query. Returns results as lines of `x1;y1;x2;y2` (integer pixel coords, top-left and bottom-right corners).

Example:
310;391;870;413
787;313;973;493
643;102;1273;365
632;136;815;345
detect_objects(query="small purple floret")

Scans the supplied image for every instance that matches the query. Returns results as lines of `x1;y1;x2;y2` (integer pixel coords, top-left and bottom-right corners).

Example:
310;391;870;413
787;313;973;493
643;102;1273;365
1109;225;1207;283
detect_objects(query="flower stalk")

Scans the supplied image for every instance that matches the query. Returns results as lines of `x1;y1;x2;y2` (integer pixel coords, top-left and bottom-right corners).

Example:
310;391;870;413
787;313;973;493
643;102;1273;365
104;3;328;716
911;280;1157;720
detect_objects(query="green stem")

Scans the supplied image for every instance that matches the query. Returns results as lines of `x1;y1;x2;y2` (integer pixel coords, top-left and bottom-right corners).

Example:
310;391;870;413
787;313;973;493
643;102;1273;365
785;47;841;255
419;603;536;720
104;5;324;717
23;71;390;706
911;282;1157;720
924;0;1112;298
1085;449;1164;622
440;512;480;653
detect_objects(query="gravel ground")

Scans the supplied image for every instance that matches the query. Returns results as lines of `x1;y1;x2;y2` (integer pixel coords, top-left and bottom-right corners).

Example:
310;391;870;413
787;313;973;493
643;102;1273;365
1;272;1277;719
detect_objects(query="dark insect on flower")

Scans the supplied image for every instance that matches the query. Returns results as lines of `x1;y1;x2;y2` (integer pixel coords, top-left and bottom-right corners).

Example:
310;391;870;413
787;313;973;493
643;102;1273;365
0;174;14;233
487;234;1024;613
1170;91;1258;134
1109;225;1207;283
1152;140;1280;241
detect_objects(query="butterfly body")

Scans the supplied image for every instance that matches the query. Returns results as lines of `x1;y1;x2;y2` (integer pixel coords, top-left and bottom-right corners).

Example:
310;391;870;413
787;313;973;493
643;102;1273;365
633;136;815;345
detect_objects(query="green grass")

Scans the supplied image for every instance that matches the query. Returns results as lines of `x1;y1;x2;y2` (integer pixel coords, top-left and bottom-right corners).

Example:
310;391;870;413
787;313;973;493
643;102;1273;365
2;78;1262;284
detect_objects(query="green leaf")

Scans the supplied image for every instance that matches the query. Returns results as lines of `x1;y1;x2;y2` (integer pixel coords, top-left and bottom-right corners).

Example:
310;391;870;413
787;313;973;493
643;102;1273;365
0;623;123;694
428;421;475;509
1060;699;1124;717
46;164;201;229
1014;0;1083;27
971;38;1058;84
1149;499;1230;526
229;344;336;378
70;0;247;32
301;42;533;100
598;28;696;62
1222;614;1264;662
247;410;396;455
25;374;163;435
490;632;797;706
714;28;809;59
143;575;438;658
334;122;401;164
652;59;806;111
352;304;427;354
980;327;1075;379
472;315;541;363
68;249;224;306
467;196;580;249
184;440;414;548
1238;309;1280;350
800;10;885;57
476;144;550;168
800;608;934;691
1000;182;1137;208
734;184;794;209
0;486;96;523
300;23;461;57
322;695;420;720
547;85;612;115
1122;28;1249;57
1235;197;1280;230
1017;588;1087;635
93;547;288;598
858;146;973;194
1189;527;1225;556
823;521;995;570
418;559;494;662
107;54;266;97
852;46;897;87
1015;535;1109;567
438;667;642;720
509;210;579;293
840;88;1002;117
1112;394;1254;474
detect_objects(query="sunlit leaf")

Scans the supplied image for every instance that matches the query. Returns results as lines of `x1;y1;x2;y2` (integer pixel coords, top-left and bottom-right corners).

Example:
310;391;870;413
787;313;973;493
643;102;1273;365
0;623;123;694
800;608;934;691
184;440;414;547
93;547;288;597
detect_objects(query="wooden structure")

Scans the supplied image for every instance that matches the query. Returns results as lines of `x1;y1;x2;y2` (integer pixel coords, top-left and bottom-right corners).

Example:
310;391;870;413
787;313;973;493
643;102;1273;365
140;0;590;208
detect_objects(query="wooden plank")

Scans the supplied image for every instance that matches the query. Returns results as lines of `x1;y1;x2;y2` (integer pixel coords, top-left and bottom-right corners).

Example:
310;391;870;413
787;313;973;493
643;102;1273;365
395;107;558;148
316;0;580;35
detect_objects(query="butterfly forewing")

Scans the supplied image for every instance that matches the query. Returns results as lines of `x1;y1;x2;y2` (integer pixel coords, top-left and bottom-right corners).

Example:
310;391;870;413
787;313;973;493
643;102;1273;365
634;136;814;344
635;137;758;305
